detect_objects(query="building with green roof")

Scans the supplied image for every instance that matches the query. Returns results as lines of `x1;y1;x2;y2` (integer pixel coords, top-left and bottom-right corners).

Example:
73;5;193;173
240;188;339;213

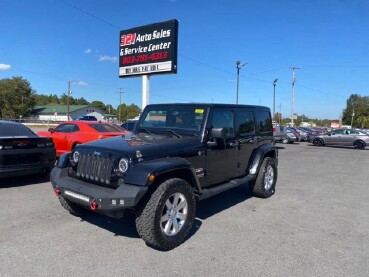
32;105;116;122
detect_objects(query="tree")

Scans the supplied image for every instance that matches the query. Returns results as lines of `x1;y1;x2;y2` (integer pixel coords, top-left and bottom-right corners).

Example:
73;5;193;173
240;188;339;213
342;94;369;128
357;115;369;129
91;101;106;112
118;103;141;122
0;77;36;118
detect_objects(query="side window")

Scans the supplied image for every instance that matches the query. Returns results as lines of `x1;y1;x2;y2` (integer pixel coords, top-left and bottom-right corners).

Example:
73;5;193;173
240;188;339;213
333;130;344;135
211;109;235;137
256;111;272;134
237;110;255;136
54;124;79;133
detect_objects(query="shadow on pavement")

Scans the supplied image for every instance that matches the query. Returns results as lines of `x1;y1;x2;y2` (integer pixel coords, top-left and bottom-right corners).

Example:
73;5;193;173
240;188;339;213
78;184;253;248
0;173;51;188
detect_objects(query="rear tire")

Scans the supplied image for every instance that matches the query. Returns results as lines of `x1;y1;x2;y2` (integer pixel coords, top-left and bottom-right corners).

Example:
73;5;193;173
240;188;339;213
252;157;277;198
135;178;196;250
354;140;365;150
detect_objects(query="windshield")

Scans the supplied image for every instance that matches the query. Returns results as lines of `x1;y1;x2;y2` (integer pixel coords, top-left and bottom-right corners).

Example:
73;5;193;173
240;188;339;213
137;105;207;135
89;123;125;132
0;122;37;137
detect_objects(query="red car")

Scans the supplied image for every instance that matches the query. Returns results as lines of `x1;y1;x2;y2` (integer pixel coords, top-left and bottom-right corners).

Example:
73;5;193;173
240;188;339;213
37;121;129;157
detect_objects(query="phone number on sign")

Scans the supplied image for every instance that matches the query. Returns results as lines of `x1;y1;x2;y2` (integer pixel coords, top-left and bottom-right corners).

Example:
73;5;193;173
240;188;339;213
122;51;168;65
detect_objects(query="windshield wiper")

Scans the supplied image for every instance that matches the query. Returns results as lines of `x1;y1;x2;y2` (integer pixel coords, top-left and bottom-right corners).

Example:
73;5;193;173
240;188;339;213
137;128;152;134
165;130;182;138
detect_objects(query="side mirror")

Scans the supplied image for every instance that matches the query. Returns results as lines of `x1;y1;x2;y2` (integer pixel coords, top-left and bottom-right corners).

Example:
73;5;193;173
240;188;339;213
48;128;54;133
211;127;227;139
207;127;227;147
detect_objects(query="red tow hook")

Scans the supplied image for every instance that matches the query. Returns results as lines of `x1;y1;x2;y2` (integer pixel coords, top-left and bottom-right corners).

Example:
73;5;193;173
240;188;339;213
54;188;60;197
90;201;98;211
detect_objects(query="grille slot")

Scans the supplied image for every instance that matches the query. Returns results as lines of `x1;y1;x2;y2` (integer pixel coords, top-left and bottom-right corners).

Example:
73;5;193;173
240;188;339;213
76;153;113;185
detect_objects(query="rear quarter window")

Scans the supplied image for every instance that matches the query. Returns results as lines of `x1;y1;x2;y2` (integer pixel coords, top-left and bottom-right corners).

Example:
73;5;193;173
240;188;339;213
256;110;272;134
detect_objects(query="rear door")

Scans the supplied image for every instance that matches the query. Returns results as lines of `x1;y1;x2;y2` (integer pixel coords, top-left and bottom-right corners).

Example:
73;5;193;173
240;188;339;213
236;108;257;176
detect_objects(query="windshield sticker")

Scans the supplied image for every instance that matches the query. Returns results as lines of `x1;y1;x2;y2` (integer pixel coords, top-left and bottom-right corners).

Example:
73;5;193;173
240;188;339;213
195;109;204;114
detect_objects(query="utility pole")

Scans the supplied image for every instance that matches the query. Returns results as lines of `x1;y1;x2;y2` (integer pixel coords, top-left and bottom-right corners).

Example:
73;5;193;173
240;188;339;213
350;109;355;128
289;67;301;127
273;79;278;120
117;88;123;122
67;80;73;121
236;61;247;104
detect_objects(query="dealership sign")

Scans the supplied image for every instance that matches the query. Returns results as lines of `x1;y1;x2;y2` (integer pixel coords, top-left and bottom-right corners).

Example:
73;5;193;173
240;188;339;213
119;19;178;77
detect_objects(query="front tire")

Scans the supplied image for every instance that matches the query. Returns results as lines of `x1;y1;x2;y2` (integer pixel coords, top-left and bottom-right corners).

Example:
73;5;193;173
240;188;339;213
252;157;278;198
313;138;324;146
135;178;196;250
58;195;92;216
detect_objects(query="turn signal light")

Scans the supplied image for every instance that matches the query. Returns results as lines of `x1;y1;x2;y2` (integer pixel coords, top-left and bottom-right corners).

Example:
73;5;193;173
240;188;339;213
90;201;97;211
55;188;60;197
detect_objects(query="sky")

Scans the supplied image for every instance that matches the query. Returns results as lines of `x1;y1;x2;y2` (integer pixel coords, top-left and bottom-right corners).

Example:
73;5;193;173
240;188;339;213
1;0;368;119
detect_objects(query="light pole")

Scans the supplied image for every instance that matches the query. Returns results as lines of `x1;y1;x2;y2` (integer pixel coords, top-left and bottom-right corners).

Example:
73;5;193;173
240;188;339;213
273;79;278;120
289;67;301;127
350;109;355;128
117;88;123;122
236;61;247;104
67;80;76;121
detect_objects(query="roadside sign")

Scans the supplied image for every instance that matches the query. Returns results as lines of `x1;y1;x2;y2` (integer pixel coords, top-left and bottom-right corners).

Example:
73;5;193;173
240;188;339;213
119;19;178;77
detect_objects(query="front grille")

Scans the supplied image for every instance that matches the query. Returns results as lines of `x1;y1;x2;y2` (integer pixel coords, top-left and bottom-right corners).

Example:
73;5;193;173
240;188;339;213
76;153;114;185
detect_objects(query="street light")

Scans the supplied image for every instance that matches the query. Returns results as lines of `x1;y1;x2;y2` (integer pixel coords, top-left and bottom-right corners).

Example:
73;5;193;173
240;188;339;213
351;109;355;128
236;60;247;104
67;80;78;121
273;79;278;120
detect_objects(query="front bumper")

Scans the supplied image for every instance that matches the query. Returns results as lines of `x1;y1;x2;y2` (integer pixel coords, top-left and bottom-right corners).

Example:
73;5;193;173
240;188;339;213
50;167;148;218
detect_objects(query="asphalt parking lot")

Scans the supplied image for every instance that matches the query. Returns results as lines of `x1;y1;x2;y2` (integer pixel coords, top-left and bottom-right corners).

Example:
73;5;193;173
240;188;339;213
1;143;368;277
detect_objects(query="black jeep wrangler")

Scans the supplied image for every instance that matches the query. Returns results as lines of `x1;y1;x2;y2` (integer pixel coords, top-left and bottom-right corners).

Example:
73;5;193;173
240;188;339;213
51;103;278;250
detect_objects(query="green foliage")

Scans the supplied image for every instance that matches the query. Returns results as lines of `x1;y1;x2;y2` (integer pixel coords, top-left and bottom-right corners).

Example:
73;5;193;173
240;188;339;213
1;76;140;120
118;103;141;122
34;93;89;106
0;76;36;118
342;94;369;128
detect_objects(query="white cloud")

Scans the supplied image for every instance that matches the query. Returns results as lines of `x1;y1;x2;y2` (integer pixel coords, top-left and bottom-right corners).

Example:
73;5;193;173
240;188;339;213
99;55;117;62
76;81;88;86
84;48;92;54
0;64;11;71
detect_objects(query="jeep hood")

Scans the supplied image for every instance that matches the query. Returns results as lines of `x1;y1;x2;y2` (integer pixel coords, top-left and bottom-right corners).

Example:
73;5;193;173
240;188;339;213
75;134;202;161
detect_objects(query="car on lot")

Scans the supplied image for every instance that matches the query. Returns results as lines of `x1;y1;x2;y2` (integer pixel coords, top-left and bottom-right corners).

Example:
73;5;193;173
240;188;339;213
51;103;278;250
37;121;129;157
311;129;369;149
0;121;56;178
76;115;98;121
273;125;298;143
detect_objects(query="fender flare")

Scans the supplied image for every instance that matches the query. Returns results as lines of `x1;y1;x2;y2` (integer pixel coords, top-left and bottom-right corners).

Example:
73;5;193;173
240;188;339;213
248;144;278;175
123;157;202;192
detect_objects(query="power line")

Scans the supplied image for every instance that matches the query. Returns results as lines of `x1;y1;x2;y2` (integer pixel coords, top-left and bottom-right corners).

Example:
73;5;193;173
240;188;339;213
58;0;121;30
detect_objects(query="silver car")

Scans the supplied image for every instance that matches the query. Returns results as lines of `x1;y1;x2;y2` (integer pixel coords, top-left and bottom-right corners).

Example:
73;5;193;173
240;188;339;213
311;129;369;149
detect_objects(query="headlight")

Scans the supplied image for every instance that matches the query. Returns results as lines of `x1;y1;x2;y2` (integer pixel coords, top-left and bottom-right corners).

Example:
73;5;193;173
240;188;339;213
118;158;129;173
72;151;80;163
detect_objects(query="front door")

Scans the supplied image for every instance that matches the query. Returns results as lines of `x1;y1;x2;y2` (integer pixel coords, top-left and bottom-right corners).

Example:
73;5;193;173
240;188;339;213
204;108;238;185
